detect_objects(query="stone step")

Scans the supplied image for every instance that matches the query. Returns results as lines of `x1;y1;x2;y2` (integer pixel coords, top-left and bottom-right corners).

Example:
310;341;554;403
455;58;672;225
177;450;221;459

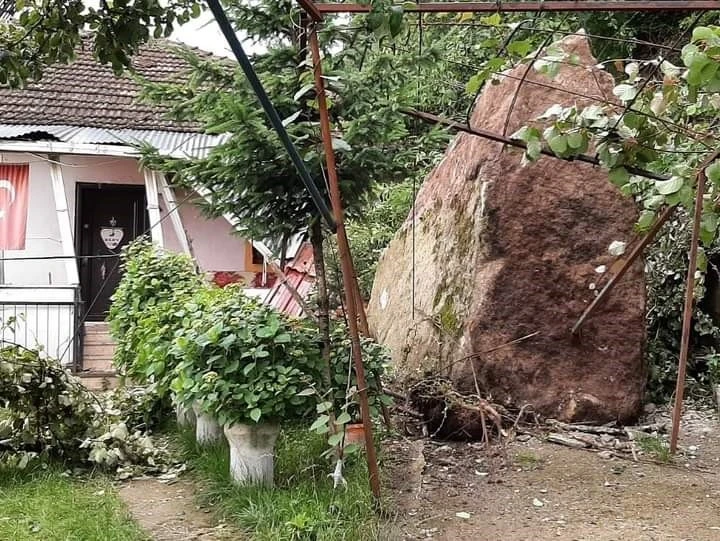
82;357;115;372
83;334;115;346
78;370;119;391
83;343;115;358
84;322;111;334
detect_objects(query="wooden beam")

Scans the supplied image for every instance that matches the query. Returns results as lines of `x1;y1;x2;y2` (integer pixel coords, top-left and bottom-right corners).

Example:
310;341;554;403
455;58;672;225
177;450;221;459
48;158;80;285
142;168;164;247
315;1;720;14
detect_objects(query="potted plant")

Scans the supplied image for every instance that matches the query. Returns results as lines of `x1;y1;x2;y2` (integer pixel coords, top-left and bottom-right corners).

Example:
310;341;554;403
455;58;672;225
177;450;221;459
308;324;392;452
171;286;322;484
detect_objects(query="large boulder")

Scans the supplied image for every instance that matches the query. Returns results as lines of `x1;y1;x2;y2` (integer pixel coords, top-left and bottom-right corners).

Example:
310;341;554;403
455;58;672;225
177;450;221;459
368;34;646;424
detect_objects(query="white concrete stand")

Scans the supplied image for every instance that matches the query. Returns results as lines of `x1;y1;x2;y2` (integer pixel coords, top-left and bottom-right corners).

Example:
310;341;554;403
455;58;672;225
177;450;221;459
193;403;223;445
224;422;280;487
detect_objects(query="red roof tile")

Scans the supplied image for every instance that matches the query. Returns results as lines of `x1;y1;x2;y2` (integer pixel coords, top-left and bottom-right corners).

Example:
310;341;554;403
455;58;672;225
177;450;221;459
0;39;213;133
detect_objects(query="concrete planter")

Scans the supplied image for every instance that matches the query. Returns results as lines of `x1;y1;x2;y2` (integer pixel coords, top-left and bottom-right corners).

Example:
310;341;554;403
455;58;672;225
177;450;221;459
176;402;196;429
223;422;280;487
192;402;222;445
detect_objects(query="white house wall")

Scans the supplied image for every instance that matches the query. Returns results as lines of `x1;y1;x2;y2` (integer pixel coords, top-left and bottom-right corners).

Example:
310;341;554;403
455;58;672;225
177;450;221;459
0;153;255;287
0;154;66;285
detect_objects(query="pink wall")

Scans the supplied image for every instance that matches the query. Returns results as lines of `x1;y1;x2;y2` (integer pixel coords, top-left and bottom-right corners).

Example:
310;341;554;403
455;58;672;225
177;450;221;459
175;190;252;272
0;152;255;285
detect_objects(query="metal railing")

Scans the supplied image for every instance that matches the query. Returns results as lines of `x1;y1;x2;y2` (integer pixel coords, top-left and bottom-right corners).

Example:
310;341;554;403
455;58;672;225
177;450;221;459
0;286;83;370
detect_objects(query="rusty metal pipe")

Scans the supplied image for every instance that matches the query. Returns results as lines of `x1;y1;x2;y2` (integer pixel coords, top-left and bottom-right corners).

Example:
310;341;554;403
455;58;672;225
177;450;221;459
315;1;720;14
670;149;720;453
308;25;382;501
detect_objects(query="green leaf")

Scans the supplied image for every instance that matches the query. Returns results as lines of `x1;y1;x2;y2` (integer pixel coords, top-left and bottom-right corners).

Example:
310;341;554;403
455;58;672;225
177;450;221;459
250;408;262;422
480;13;501;26
328;432;344;447
612;84;638;103
298;387;315;396
389;6;404;37
334;412;352;425
310;414;330;432
637;210;656;231
706;161;720;184
655;176;684;195
692;26;717;43
608;167;630;187
547;134;567;155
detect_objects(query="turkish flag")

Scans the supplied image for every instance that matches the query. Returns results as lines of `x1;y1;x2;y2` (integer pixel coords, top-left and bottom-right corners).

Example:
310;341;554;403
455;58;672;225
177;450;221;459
0;164;29;250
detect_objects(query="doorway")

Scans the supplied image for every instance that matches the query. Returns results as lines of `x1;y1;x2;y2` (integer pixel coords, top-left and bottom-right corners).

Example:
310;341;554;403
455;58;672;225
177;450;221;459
76;183;149;320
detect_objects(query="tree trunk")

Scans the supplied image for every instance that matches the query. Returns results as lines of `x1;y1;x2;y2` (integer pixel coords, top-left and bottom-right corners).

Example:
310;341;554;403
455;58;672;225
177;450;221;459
310;219;339;440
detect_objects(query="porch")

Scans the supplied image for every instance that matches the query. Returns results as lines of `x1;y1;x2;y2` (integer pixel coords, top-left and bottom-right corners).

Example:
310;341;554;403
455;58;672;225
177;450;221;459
0;143;274;385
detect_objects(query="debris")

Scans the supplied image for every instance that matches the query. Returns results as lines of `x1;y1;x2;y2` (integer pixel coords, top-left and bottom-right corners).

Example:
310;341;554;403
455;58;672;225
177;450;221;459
533;498;544;508
456;512;472;520
598;451;614;460
547;433;588;449
608;240;627;256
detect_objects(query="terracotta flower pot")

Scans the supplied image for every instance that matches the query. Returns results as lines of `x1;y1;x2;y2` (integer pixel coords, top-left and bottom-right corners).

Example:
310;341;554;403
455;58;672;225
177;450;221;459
224;422;280;486
192;402;222;445
344;423;366;448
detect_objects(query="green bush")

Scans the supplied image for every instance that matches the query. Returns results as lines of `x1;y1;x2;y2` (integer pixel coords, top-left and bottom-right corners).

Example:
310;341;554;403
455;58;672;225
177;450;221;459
0;346;168;472
328;323;392;422
170;285;323;427
109;238;201;395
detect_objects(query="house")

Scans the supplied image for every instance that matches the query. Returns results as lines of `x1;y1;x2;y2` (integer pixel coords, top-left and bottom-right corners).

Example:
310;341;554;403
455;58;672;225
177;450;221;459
0;39;311;387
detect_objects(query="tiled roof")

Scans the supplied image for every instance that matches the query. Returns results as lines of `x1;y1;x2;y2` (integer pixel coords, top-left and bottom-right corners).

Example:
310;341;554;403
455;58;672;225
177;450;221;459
0;39;211;133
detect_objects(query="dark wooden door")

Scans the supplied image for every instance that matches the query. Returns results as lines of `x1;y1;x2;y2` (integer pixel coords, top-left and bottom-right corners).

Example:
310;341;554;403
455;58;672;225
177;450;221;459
77;184;148;320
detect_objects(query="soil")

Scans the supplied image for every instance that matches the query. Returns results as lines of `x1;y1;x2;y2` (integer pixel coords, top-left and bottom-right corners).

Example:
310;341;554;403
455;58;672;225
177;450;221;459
119;478;237;541
384;406;720;540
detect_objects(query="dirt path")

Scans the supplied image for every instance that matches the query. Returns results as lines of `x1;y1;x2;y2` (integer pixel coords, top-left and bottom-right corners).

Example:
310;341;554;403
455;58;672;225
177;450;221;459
386;407;720;540
119;478;237;541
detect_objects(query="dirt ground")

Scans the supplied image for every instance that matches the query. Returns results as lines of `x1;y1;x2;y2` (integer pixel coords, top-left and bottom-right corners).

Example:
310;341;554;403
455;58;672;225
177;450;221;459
384;406;720;541
119;478;237;540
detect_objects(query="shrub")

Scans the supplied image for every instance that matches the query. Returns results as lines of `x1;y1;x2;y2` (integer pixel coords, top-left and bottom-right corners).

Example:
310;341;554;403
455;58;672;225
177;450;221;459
0;345;168;473
328;323;392;422
108;238;201;395
170;285;323;427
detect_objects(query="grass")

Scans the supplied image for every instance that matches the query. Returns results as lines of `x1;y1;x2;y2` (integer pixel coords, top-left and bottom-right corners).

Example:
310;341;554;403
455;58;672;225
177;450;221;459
636;435;673;463
515;450;544;470
179;426;386;540
0;466;147;541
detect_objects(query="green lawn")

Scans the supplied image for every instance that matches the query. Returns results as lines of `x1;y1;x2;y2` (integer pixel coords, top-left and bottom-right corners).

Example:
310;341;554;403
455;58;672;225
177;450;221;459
180;427;386;540
0;468;147;541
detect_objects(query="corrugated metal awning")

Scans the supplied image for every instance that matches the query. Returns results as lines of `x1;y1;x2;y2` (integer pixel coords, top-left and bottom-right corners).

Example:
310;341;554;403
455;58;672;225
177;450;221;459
0;124;229;158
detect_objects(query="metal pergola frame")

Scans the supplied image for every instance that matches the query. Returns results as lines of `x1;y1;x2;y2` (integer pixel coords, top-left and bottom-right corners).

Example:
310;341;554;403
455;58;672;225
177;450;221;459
291;0;720;500
206;0;720;503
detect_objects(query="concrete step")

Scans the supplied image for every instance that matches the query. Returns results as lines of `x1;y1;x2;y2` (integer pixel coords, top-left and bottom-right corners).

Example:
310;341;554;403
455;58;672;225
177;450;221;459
82;357;115;372
83;343;115;359
84;322;111;335
77;370;120;391
84;334;115;346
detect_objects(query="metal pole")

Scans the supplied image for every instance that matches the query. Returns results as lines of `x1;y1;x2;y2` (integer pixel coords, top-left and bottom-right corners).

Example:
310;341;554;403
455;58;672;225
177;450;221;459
308;25;382;501
571;205;676;335
670;171;708;453
314;1;720;14
205;0;336;231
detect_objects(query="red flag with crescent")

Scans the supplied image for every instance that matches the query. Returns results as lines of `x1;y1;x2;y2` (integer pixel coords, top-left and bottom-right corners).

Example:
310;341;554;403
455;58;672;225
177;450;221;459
0;164;29;250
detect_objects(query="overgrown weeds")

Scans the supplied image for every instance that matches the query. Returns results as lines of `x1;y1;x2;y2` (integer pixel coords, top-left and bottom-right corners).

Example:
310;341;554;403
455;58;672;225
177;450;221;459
636;435;673;463
178;427;387;541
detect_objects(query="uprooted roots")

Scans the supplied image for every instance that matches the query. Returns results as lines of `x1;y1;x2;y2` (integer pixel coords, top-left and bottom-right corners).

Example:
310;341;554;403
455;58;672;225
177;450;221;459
408;377;534;442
